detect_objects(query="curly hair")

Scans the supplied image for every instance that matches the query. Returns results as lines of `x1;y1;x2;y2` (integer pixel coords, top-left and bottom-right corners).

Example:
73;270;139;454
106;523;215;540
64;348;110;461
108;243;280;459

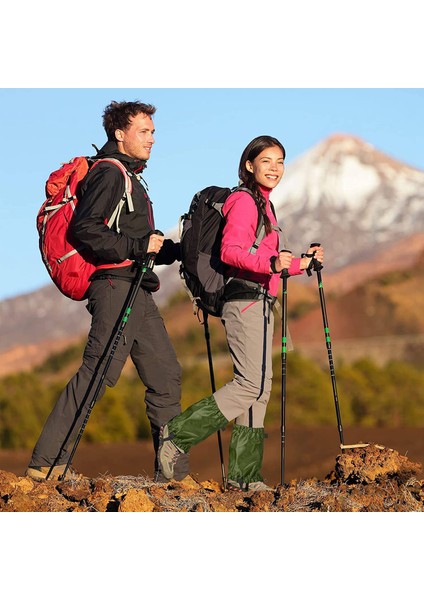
102;101;156;141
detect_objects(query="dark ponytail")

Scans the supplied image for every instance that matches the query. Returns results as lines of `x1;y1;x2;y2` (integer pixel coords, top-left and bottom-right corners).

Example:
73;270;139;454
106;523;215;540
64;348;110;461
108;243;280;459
238;135;286;235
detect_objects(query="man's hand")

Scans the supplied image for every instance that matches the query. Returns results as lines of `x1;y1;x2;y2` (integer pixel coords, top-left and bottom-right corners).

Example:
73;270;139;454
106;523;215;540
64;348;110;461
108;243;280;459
147;232;164;254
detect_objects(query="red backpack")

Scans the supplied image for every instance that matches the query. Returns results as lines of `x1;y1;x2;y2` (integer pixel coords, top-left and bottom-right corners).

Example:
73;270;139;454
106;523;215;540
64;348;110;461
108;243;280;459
37;156;133;300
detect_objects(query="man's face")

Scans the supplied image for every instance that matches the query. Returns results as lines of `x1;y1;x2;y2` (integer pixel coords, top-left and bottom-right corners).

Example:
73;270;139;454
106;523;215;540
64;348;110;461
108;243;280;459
115;113;155;160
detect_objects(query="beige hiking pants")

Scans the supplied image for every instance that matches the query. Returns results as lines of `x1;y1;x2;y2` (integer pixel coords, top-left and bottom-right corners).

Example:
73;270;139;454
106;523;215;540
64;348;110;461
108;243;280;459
214;298;275;428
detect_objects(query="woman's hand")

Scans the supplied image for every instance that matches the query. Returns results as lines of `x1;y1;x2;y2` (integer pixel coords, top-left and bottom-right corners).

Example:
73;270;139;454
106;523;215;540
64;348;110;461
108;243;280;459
300;245;324;270
270;251;293;273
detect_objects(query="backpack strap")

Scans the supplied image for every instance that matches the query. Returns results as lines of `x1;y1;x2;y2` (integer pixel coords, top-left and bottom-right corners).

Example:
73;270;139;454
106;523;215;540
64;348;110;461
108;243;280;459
251;199;281;251
250;213;265;255
91;158;134;233
230;186;277;256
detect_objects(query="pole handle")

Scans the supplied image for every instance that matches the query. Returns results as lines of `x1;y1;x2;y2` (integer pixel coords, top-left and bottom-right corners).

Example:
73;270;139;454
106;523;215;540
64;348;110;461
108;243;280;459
310;241;323;273
144;229;164;268
302;242;323;276
280;248;292;278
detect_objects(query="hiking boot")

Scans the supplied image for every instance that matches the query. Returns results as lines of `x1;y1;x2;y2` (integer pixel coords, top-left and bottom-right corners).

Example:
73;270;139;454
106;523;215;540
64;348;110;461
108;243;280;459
247;481;274;492
158;424;185;480
26;465;82;482
227;479;274;492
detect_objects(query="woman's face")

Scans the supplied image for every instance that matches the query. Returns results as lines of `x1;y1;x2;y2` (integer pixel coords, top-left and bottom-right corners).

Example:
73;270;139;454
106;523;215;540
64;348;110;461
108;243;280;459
246;145;285;189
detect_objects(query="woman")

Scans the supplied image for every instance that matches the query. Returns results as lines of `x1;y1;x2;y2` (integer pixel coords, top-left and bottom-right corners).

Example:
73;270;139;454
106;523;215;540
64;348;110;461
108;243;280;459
158;135;324;490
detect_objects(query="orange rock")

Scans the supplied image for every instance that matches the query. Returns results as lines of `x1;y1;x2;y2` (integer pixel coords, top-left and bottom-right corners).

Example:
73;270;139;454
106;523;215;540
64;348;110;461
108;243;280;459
335;444;422;484
118;488;155;512
201;479;222;493
172;475;202;491
87;478;114;512
15;477;35;493
0;470;19;497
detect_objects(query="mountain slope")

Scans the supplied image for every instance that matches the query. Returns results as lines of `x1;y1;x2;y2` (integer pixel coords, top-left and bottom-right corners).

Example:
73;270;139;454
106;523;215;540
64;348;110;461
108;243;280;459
296;249;424;339
0;285;90;352
271;133;424;269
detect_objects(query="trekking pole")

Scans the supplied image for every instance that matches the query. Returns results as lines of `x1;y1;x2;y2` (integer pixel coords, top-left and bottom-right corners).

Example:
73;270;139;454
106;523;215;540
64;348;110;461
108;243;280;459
48;230;164;482
280;250;291;486
202;311;227;490
307;243;345;447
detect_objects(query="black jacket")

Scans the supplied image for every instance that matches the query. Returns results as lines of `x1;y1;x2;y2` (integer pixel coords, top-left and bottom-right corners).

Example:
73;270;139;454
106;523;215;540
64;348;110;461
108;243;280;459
72;141;179;286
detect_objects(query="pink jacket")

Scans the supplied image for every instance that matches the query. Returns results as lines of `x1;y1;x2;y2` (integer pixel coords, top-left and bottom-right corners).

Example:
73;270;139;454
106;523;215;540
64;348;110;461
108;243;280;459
221;186;303;297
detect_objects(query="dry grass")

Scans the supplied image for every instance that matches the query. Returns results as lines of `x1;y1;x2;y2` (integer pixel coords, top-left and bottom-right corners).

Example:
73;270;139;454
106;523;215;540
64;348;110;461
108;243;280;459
0;444;422;513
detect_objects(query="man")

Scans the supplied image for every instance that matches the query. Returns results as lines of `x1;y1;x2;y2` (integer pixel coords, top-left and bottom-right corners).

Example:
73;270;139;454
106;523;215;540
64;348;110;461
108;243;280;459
27;100;189;482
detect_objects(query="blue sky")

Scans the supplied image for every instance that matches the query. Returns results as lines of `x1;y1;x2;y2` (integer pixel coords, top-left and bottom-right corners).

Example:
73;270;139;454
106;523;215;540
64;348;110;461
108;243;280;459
1;88;423;301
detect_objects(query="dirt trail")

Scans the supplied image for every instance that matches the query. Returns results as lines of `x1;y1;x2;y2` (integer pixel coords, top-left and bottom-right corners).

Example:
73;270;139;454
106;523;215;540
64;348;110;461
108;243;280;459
1;441;423;512
1;426;423;485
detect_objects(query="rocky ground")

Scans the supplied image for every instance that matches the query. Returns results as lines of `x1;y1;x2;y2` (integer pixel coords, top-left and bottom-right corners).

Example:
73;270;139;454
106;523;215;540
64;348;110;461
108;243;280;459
1;444;423;512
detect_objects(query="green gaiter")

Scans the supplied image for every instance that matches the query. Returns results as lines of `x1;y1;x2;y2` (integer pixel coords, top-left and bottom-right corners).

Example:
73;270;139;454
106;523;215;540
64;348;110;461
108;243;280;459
168;395;228;454
227;424;265;484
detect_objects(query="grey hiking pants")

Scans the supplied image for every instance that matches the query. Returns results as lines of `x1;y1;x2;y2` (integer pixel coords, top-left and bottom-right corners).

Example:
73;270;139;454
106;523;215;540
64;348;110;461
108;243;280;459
214;298;274;428
29;278;189;479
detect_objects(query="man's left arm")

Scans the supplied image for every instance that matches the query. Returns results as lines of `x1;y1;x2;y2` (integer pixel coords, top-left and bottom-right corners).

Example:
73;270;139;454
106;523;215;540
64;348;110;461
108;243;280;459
155;239;181;265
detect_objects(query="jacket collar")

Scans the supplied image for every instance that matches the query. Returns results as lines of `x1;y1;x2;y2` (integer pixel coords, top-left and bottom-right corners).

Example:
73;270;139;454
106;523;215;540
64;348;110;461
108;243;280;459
94;140;147;173
258;184;271;199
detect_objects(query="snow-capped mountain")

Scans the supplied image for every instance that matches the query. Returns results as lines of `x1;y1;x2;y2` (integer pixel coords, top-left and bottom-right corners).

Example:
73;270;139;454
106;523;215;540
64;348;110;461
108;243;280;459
271;134;424;269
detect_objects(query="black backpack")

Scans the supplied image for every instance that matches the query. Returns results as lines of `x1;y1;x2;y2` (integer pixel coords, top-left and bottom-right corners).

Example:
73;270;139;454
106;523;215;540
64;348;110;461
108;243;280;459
179;185;269;317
